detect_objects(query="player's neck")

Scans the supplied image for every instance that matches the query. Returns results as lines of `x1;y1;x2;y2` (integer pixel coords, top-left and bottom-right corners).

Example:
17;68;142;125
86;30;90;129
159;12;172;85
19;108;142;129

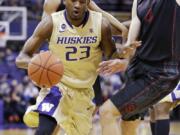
70;19;83;27
65;11;88;27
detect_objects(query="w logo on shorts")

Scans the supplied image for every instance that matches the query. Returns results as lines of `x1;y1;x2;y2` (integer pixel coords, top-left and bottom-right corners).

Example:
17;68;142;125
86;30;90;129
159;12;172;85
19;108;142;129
41;103;54;112
37;86;62;116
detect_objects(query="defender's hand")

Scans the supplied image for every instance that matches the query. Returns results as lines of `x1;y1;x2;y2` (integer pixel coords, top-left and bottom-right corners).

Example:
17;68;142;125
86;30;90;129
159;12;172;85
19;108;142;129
118;41;141;59
97;59;129;75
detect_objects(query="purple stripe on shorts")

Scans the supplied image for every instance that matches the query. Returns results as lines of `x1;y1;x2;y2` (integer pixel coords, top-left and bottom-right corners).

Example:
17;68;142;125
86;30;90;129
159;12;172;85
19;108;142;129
176;84;180;90
37;86;62;116
171;92;180;101
171;84;180;101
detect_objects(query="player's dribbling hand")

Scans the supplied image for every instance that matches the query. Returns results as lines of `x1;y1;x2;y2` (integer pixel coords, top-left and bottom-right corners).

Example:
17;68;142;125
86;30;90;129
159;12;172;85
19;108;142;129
118;41;141;59
97;59;129;75
16;53;31;69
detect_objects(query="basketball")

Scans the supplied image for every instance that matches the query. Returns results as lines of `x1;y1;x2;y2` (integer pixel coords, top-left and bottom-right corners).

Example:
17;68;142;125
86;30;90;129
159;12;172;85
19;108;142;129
28;51;64;88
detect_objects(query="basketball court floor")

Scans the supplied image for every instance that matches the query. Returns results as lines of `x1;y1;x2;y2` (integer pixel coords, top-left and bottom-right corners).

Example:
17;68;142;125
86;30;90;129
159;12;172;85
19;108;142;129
0;121;180;135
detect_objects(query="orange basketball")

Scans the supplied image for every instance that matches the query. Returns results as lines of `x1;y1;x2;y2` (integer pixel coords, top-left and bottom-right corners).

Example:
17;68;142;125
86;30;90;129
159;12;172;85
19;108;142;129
28;51;64;88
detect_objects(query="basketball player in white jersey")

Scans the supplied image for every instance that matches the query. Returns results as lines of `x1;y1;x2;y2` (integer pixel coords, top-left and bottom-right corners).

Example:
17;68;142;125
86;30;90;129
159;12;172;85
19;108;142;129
15;0;137;134
42;1;140;135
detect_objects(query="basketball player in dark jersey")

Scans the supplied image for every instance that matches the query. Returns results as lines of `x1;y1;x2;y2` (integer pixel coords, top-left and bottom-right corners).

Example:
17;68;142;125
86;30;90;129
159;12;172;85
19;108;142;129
97;0;180;135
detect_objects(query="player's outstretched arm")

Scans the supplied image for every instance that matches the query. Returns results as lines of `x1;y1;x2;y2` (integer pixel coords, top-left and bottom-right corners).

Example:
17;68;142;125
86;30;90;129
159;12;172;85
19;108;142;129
117;0;141;59
100;17;116;59
16;16;53;69
97;0;141;75
125;0;141;46
97;17;128;75
88;1;128;37
42;0;60;19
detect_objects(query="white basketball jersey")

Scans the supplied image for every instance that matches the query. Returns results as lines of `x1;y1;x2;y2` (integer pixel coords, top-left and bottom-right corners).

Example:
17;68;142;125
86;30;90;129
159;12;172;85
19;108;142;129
49;10;102;89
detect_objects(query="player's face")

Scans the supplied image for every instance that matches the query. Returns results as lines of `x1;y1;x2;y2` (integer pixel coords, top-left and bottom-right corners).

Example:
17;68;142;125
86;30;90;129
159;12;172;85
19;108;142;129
64;0;89;20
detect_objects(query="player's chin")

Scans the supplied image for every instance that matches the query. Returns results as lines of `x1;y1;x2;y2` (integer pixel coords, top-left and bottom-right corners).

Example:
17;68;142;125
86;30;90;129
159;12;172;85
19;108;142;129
71;15;82;20
71;13;83;20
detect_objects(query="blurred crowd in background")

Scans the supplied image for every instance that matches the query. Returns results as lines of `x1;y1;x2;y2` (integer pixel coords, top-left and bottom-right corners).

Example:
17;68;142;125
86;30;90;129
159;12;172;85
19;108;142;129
0;0;180;127
1;0;43;20
0;0;133;20
0;47;38;124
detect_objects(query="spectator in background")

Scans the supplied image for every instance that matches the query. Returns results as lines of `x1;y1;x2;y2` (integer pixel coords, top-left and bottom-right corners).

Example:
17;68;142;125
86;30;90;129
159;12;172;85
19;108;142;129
0;47;39;124
101;74;122;101
23;82;39;104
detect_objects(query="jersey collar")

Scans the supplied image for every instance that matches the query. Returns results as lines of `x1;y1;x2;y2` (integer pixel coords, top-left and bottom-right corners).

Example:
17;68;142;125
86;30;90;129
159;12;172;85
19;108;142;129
64;10;90;29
